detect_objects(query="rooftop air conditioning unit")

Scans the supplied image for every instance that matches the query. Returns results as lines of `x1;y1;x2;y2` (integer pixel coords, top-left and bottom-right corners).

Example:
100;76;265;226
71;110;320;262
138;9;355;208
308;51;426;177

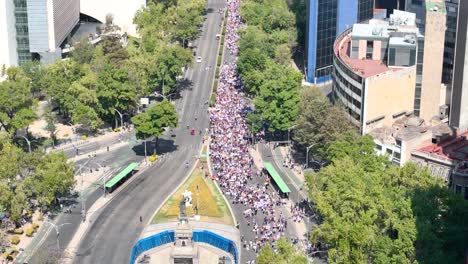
439;105;449;119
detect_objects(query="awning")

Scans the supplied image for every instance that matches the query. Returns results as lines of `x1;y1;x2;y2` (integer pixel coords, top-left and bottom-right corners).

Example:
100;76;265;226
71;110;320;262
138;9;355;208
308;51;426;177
105;162;139;188
263;162;291;193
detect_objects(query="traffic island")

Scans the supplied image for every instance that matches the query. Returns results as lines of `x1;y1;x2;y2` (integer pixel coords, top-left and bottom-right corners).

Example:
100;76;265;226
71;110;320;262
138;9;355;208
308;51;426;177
151;161;234;226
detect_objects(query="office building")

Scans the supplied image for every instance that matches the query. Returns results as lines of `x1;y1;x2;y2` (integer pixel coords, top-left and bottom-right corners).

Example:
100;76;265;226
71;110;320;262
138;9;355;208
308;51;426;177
28;0;80;63
80;0;146;36
375;0;406;16
332;11;420;134
0;0;79;67
0;0;19;69
449;0;468;130
415;0;446;122
305;0;374;84
406;0;459;86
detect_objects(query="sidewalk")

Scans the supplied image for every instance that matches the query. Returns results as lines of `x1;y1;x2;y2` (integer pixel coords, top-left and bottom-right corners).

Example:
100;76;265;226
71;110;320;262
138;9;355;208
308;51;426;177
47;129;132;154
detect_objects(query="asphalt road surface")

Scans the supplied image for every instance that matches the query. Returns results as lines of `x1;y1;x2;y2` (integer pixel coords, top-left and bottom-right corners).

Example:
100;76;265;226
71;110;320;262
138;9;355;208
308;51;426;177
71;1;225;263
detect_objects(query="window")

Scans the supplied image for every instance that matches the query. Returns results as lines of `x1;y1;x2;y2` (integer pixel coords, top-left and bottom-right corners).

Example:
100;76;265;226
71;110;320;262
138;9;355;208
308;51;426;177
409;48;416;66
376;144;382;151
455;185;462;194
389;48;396;65
387;149;393;155
465;187;468;200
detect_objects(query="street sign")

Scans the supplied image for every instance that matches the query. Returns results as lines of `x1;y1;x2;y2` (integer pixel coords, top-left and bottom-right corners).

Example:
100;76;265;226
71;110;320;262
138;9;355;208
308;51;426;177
140;98;149;105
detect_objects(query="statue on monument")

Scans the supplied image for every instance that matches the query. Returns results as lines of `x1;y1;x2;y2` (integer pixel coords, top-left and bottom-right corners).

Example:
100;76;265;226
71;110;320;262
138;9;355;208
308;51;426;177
182;189;193;207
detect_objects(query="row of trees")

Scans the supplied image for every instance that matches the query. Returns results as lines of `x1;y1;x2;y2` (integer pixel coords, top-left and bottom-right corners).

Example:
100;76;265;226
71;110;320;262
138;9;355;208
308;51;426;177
0;0;205;138
238;0;303;132
0;135;74;223
0;0;205;232
307;134;468;263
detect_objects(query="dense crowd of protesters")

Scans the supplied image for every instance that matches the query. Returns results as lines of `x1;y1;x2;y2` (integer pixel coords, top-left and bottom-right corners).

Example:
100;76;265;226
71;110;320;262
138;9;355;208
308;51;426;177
208;0;300;262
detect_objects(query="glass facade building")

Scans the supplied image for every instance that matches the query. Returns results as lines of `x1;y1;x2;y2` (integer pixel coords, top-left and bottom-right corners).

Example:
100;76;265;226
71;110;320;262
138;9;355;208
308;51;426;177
14;0;31;64
305;0;374;83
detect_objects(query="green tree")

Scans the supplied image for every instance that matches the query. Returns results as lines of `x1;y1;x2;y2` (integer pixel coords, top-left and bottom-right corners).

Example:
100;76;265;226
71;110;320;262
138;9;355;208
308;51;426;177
96;64;137;126
43;105;58;145
131;100;178;156
257;237;308;264
20;60;45;97
32;152;74;207
100;35;129;66
307;134;468;264
0;67;36;136
253;63;301;131
168;1;204;46
71;38;95;65
41;60;85;116
153;45;192;95
293;87;354;160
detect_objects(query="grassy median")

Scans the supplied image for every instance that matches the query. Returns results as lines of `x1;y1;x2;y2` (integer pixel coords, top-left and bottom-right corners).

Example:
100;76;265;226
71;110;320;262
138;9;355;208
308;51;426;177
151;160;233;226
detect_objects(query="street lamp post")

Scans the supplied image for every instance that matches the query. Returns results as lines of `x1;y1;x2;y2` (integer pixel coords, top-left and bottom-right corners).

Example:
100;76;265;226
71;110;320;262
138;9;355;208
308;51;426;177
154;92;176;102
18;135;31;153
90;161;107;197
43;221;71;250
115;109;123;128
306;144;316;169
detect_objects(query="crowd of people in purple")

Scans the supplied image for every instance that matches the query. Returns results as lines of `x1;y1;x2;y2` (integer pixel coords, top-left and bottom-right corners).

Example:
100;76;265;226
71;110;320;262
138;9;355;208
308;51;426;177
208;0;306;262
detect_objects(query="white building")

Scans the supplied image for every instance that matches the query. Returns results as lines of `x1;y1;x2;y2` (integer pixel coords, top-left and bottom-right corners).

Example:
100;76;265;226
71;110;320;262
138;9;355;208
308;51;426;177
0;0;79;67
80;0;146;36
0;0;19;69
27;0;80;63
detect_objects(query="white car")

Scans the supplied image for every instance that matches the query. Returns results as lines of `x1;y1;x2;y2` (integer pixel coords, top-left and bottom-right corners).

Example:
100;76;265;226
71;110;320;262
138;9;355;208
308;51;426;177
196;56;202;63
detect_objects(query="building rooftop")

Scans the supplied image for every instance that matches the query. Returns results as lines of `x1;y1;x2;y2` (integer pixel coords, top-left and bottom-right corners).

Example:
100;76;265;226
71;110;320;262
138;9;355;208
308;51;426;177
415;131;468;163
352;24;389;39
370;116;453;144
334;10;419;78
426;0;446;13
335;33;400;78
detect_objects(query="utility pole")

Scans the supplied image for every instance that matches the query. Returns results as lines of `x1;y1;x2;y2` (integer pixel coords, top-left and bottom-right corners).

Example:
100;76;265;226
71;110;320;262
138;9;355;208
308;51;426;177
306;144;316;169
43;221;71;250
18;135;31;153
196;184;200;215
115;109;123;128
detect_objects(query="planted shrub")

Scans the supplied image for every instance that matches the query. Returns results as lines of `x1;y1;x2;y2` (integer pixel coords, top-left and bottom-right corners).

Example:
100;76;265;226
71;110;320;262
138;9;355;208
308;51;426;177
25;227;34;237
10;236;20;245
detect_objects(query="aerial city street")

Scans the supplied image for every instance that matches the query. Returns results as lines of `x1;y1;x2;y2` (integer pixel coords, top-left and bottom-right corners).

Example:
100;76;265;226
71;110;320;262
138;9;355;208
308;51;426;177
0;0;467;263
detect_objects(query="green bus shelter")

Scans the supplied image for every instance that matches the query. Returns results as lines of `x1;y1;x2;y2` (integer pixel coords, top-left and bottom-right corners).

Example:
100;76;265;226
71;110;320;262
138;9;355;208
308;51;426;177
263;162;291;194
105;162;139;190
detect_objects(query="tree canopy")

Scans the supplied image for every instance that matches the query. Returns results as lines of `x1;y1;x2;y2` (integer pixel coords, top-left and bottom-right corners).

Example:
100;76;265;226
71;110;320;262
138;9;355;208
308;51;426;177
256;237;308;264
307;134;468;263
239;0;301;132
293;87;354;160
131;100;178;140
0;137;74;223
0;67;36;136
